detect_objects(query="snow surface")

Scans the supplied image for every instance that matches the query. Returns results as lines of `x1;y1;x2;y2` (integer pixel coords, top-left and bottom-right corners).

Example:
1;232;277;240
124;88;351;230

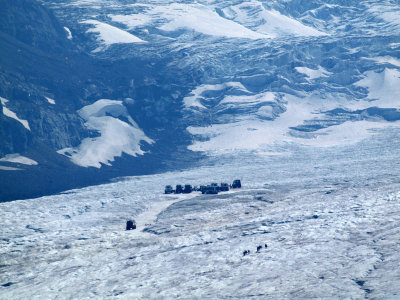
354;68;400;109
221;1;327;38
183;82;248;110
44;97;56;105
368;5;400;28
295;66;332;80
110;2;325;40
109;14;152;30
370;56;400;68
2;1;400;296
81;20;145;51
0;166;22;171
63;26;72;40
110;4;270;40
184;77;400;154
0;97;30;131
57;99;153;168
2;131;400;298
156;4;269;40
186;94;314;152
0;154;38;165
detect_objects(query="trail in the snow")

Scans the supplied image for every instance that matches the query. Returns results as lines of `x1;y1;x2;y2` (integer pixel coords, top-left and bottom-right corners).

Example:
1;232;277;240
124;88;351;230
132;193;201;238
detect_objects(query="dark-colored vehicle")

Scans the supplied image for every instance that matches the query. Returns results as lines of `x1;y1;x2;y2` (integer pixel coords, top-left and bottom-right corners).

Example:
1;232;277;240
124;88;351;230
164;185;174;194
204;185;219;194
126;220;136;230
220;183;229;191
199;185;206;193
183;184;193;193
210;182;219;191
232;179;241;188
175;184;183;194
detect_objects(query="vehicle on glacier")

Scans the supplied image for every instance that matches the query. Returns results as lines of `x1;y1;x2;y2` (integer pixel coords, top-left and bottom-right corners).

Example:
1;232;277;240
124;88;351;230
165;181;240;194
202;185;219;194
183;184;193;193
210;183;219;191
232;179;241;189
220;183;230;191
126;220;136;230
164;185;174;194
175;185;184;194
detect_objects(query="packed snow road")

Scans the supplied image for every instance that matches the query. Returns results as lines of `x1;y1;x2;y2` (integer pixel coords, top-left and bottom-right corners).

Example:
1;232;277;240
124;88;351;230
1;129;400;299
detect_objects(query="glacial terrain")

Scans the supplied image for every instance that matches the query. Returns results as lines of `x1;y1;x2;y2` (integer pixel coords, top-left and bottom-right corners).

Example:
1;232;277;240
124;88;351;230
1;0;400;200
1;130;400;298
1;0;400;298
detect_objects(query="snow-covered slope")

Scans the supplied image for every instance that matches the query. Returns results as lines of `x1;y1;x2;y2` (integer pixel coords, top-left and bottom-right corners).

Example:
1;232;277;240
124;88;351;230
58;99;153;168
220;1;327;38
109;2;324;40
0;154;38;165
2;133;400;298
81;20;146;52
0;97;30;131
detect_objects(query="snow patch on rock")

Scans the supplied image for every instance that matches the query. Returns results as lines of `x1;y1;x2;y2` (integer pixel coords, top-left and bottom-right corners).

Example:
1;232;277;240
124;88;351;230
44;97;56;105
295;66;332;80
0;154;38;165
63;26;73;39
184;82;248;110
0;97;30;131
81;20;146;51
58;99;153;168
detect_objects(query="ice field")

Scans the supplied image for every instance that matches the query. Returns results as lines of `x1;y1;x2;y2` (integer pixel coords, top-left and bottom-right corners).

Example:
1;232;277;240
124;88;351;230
1;1;400;296
1;128;400;299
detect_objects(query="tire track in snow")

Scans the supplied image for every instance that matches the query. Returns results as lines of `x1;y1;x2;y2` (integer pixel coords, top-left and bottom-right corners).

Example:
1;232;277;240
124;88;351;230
130;193;200;238
130;189;248;238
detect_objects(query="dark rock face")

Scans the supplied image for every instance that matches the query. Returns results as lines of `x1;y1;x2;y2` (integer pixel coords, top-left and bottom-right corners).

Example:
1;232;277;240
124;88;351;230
0;0;69;52
0;0;87;155
0;0;199;201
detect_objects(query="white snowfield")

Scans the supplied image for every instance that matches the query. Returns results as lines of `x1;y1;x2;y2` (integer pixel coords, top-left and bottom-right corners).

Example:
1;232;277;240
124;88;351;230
221;1;327;38
111;3;269;40
354;68;400;109
1;134;400;298
370;56;400;68
109;2;325;40
0;154;38;166
183;67;400;154
63;26;73;40
58;99;153;168
295;66;332;80
0;166;22;171
44;96;56;105
368;4;400;28
81;20;145;51
0;97;30;131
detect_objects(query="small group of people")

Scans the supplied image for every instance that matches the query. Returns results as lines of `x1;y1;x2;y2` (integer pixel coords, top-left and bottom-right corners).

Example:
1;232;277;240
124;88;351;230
243;243;268;256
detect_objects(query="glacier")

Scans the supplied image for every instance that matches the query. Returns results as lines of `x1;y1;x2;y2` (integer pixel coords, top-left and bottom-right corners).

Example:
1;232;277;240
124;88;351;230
1;0;400;297
2;134;400;298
